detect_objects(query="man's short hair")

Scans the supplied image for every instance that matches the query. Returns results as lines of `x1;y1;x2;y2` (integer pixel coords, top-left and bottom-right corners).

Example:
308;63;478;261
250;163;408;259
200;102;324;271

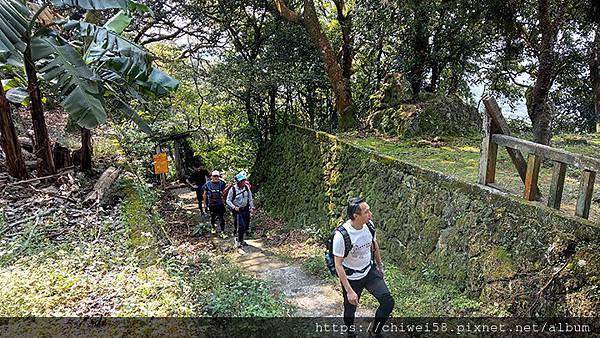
347;197;366;220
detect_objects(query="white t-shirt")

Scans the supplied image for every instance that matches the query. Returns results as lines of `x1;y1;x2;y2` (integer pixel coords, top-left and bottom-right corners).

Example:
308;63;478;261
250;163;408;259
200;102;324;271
332;220;373;280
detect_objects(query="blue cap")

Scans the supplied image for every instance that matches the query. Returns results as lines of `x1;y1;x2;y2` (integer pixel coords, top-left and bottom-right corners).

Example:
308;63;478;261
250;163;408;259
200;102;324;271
235;172;247;182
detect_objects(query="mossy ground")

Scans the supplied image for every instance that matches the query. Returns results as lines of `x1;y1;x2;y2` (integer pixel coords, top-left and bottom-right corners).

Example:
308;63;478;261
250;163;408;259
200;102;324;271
341;132;600;221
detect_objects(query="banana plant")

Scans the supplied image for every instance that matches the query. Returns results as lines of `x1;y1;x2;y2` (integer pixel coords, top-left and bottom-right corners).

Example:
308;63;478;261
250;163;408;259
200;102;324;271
0;0;179;174
1;0;178;129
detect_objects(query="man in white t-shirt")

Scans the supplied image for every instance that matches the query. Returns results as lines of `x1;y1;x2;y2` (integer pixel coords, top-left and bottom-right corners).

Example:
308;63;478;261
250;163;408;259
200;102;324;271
333;197;394;338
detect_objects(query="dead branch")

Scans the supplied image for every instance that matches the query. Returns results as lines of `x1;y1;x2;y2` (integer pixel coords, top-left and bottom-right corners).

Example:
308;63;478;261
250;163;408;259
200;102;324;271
5;167;74;187
84;167;121;205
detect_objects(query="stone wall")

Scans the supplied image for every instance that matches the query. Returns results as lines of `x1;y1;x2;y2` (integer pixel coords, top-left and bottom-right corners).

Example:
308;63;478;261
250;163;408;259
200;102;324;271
253;126;599;316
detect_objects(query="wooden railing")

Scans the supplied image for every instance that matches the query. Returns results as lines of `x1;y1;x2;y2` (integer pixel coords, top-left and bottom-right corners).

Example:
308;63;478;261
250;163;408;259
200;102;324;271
478;96;598;220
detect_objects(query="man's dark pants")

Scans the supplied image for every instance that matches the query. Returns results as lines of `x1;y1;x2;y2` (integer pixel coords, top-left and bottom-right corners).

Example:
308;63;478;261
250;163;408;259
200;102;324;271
195;188;205;213
208;203;226;231
233;206;250;242
342;267;395;335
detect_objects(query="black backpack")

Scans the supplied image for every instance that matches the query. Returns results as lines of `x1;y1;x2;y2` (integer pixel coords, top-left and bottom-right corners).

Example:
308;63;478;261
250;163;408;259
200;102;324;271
224;183;250;210
206;180;224;205
324;220;376;276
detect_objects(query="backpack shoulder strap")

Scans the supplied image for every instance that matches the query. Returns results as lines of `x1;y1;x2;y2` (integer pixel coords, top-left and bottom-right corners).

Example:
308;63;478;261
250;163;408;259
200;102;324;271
367;221;376;237
337;226;352;258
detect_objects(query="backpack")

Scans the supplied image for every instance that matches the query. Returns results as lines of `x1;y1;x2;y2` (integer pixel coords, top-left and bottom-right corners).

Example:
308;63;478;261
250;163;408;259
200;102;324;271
205;180;225;205
324;220;376;277
223;181;251;209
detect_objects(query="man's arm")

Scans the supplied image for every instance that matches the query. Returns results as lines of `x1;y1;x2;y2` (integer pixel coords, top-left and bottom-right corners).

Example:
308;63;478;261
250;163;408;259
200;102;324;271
186;178;196;189
248;188;254;210
335;256;358;305
226;188;237;210
373;237;384;274
203;190;208;209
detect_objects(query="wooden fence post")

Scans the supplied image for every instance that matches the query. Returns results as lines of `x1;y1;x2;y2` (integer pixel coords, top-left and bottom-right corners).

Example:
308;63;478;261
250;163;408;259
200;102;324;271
483;96;540;200
478;110;498;185
576;170;596;219
524;154;541;201
548;161;567;209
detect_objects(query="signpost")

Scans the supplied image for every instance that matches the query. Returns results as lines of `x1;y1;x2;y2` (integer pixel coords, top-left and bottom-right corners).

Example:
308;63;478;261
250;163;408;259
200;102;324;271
154;146;168;186
153;152;168;174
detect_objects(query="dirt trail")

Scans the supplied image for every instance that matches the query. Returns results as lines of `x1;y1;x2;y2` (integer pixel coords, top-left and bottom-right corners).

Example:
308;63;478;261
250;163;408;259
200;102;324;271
171;187;374;317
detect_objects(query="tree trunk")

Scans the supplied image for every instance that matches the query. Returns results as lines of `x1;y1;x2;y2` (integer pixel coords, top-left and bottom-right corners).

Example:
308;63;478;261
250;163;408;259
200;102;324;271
0;84;28;179
374;35;384;90
528;0;556;145
334;0;353;81
52;142;72;170
268;86;277;138
80;128;92;171
24;38;56;176
306;83;316;128
592;25;600;133
275;0;356;130
304;0;355;129
427;61;440;93
409;1;430;99
244;87;255;127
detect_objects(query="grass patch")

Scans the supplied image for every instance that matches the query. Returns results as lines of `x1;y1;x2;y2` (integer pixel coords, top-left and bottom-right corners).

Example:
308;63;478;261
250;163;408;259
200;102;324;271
301;254;336;282
199;264;292;316
355;263;510;317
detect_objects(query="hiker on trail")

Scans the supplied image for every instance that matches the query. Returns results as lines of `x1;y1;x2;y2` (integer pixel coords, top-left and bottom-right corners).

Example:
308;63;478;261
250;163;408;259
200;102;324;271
333;197;394;338
225;170;254;238
226;171;254;248
202;171;226;232
186;163;209;214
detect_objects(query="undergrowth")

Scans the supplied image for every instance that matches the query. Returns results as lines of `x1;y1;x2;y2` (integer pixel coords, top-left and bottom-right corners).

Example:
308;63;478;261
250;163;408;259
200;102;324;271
0;176;290;318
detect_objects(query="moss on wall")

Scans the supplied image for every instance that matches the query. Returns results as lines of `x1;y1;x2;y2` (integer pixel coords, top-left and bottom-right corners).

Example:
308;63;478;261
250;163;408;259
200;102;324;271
253;126;600;316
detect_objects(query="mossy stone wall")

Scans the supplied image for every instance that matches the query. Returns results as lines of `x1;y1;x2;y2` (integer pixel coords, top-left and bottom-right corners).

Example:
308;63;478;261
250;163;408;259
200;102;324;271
253;126;599;316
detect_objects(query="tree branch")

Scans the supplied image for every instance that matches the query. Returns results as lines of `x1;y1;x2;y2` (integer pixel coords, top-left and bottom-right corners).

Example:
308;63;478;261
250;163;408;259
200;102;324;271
274;0;302;24
140;27;185;45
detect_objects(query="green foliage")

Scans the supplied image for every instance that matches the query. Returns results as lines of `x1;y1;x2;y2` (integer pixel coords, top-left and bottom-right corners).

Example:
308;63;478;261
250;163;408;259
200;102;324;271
0;177;193;316
199;135;256;175
301;255;334;282
357;264;484;316
0;245;192;316
0;0;28;64
114;123;155;178
191;222;213;237
368;76;482;138
204;266;291;317
32;35;107;129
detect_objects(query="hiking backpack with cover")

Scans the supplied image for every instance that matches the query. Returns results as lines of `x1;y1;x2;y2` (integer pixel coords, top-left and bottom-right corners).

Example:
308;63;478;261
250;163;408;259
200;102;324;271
324;220;376;276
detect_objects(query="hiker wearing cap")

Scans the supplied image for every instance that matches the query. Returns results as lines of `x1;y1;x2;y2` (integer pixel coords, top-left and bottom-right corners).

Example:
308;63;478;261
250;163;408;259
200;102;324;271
226;171;254;248
332;197;394;338
202;171;226;232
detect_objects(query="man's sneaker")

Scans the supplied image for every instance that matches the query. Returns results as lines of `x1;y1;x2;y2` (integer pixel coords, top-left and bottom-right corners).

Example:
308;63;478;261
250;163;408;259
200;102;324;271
233;238;240;248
